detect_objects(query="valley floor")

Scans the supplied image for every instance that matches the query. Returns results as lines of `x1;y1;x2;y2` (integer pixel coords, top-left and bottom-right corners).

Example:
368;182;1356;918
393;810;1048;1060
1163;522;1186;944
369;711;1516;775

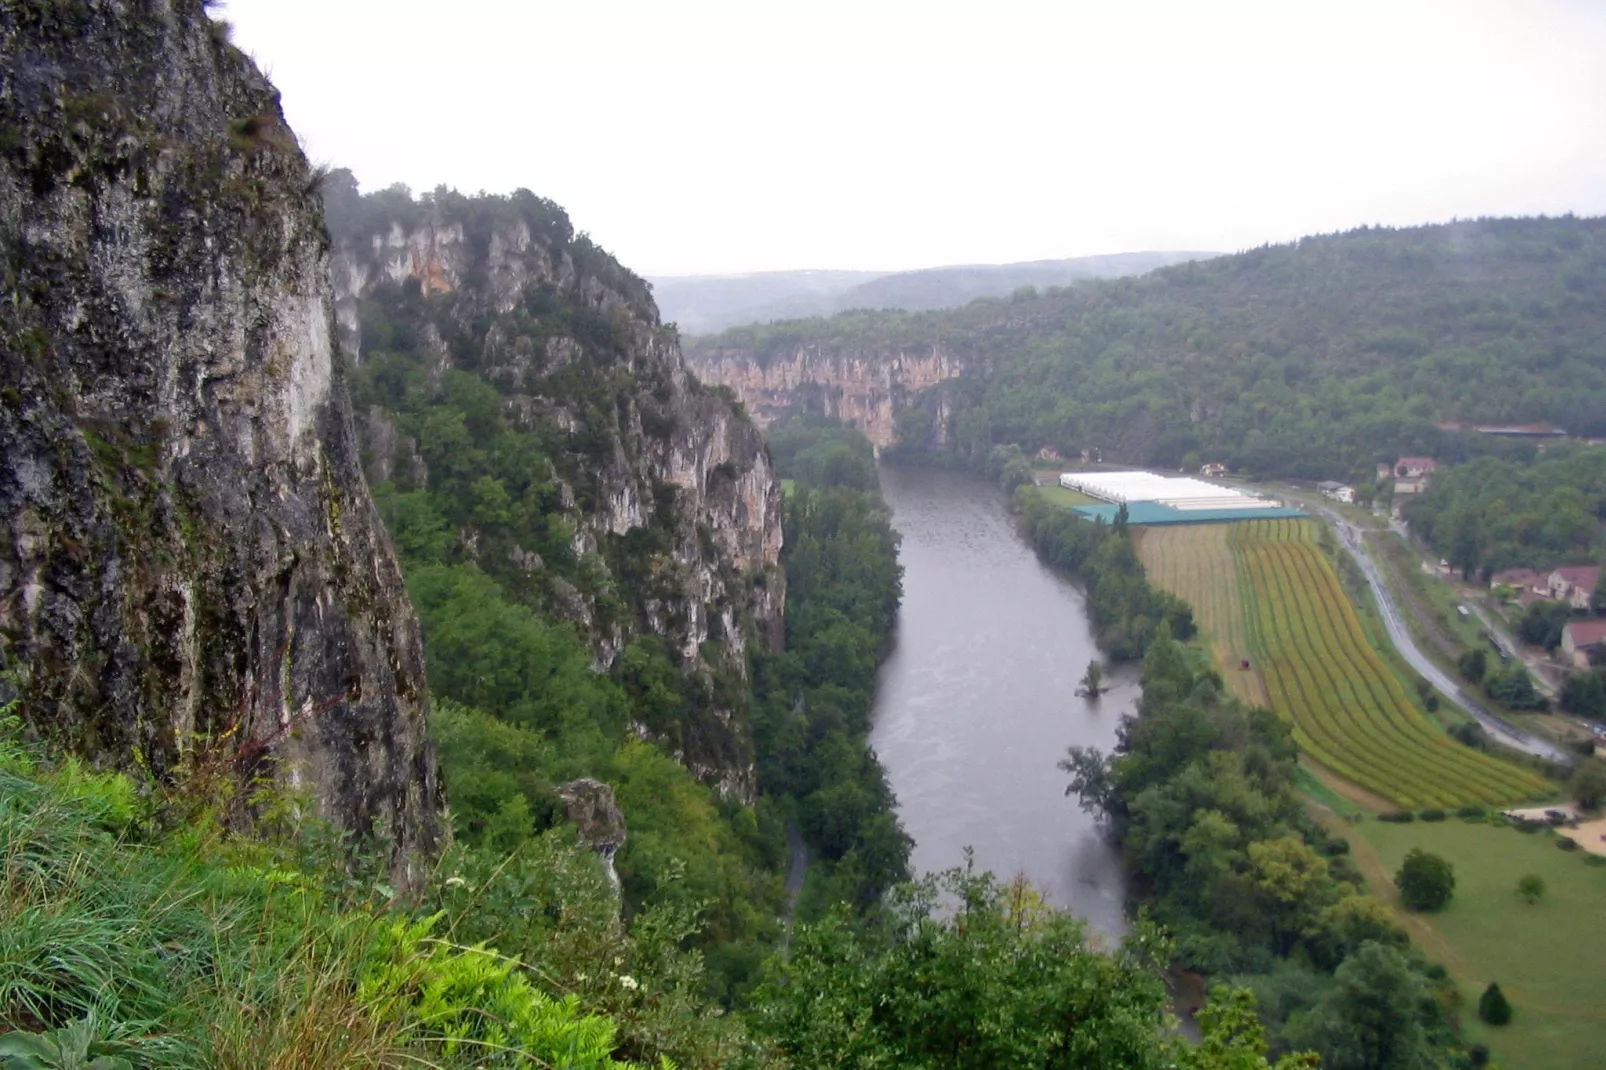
1326;811;1606;1070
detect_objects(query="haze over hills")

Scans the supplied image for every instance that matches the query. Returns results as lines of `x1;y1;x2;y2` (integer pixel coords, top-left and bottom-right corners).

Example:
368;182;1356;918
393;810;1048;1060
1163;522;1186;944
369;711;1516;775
651;250;1217;334
687;216;1606;479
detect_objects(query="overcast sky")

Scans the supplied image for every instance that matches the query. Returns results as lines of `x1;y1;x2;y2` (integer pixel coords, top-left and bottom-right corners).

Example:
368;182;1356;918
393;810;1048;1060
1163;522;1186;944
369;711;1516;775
225;0;1606;277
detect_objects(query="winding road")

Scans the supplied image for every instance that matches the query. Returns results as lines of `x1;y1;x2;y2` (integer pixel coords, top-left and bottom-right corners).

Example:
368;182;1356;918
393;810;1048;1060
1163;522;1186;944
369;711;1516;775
1313;506;1570;764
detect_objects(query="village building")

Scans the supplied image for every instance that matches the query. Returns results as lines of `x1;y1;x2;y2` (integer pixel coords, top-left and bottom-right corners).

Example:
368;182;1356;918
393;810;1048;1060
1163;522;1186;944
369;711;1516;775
1562;619;1606;669
1391;456;1437;494
1490;568;1547;601
1548;566;1600;611
1316;480;1354;504
1199;462;1229;478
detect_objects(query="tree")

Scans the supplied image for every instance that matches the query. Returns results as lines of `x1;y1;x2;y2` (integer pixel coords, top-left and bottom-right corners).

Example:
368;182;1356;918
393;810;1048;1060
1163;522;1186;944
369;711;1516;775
1485;663;1545;711
1394;849;1455;912
751;865;1176;1069
1458;648;1488;685
1081;660;1105;696
1478;982;1512;1026
1569;760;1606;811
1515;874;1546;904
1282;942;1438;1070
1178;987;1319;1070
1559;669;1606;720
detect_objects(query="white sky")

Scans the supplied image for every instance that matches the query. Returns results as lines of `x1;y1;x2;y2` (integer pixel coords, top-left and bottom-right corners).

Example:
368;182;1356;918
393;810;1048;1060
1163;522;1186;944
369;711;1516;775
224;0;1606;276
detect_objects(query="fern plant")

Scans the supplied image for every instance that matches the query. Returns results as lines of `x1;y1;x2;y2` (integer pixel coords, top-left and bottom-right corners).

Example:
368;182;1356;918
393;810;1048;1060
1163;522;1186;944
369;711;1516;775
360;913;671;1069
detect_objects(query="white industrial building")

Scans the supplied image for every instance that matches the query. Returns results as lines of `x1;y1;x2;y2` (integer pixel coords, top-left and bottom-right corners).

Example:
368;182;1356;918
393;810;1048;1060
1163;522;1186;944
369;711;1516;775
1060;471;1270;512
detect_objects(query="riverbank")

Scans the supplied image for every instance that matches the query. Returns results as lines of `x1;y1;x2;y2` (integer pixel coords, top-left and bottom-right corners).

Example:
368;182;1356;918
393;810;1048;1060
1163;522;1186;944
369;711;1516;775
867;465;1131;933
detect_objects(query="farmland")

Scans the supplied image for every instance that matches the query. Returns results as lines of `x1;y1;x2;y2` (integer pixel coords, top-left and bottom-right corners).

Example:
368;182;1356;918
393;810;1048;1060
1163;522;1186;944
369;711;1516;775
1132;523;1269;707
1138;519;1549;809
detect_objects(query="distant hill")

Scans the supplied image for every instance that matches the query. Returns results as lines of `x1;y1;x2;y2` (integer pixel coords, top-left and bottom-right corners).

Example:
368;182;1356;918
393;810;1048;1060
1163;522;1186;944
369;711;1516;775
687;217;1606;481
651;251;1217;334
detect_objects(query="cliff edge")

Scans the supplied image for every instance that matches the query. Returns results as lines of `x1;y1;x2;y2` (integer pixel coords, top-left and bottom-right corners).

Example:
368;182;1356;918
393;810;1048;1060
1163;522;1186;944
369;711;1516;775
0;1;440;862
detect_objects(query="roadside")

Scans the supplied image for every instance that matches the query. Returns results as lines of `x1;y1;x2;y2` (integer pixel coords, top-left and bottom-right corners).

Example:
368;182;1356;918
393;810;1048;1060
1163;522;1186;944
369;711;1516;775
1269;488;1569;764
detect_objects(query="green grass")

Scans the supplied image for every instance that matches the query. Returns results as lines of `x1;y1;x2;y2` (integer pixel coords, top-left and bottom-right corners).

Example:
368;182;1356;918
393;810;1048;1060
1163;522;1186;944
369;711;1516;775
1030;483;1101;508
0;732;653;1069
1355;818;1606;1070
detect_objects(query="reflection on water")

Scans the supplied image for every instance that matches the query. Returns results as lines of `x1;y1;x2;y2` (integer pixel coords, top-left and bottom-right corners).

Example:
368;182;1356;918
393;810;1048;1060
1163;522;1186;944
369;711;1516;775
868;465;1130;939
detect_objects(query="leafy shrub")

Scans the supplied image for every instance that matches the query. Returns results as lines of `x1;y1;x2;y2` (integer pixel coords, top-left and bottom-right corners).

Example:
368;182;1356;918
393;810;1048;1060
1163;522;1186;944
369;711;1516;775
1395;849;1456;911
1418;808;1446;822
1555;836;1580;851
1456;805;1487;820
1377;810;1416;823
1477;982;1512;1026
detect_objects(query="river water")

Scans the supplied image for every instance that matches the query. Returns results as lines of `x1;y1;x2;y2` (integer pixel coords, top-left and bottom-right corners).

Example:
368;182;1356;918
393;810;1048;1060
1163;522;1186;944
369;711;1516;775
868;465;1134;940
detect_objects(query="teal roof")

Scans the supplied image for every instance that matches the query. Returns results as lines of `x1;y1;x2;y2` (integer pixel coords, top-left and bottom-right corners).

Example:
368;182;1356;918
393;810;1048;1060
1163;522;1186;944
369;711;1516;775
1071;502;1308;525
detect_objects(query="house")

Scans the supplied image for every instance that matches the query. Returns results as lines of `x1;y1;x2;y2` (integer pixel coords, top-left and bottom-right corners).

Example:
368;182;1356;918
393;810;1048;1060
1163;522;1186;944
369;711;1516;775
1392;456;1438;494
1561;619;1606;669
1490;568;1546;598
1316;480;1354;504
1199;462;1228;478
1548;566;1601;611
1394;457;1437;479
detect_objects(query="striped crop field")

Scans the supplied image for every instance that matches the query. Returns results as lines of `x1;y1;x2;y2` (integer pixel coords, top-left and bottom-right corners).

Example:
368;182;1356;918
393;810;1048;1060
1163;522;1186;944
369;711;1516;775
1134;525;1269;707
1140;519;1549;809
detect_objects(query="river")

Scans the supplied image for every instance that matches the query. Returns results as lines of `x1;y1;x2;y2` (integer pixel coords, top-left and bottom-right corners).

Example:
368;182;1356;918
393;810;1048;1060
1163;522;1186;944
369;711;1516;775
868;465;1133;939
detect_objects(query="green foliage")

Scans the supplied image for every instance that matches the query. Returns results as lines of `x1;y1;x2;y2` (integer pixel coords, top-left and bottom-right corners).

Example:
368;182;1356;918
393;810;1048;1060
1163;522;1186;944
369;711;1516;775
1559;668;1606;720
1403;446;1606;576
752;419;910;909
1483;663;1547;711
750;864;1175;1069
1281;942;1441;1070
358;913;650;1069
1478;982;1513;1026
1458;647;1488;685
1514;873;1546;903
1014;486;1195;658
0;1016;131;1070
0;725;728;1069
1394;848;1456;912
1569;759;1606;810
1513;599;1580;653
698;218;1606;477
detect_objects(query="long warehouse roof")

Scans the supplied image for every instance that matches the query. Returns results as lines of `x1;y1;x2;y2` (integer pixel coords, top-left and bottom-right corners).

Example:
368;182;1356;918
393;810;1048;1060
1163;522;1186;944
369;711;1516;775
1060;470;1269;507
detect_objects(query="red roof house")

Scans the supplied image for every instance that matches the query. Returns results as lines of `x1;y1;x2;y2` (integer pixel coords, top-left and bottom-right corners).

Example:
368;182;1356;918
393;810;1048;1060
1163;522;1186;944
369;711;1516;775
1548;566;1601;610
1562;619;1606;668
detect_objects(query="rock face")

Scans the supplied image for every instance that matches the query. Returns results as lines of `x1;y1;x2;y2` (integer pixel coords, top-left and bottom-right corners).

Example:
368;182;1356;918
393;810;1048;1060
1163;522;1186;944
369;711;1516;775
324;181;785;799
0;2;439;865
687;345;967;450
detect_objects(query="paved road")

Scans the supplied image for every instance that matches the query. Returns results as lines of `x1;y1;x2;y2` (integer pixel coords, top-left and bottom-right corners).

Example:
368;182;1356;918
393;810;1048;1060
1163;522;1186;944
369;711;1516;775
1312;506;1570;764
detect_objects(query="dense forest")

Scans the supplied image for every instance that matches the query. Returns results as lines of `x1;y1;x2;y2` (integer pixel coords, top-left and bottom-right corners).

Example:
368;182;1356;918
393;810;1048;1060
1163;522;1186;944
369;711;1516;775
693;217;1606;482
1402;445;1606;578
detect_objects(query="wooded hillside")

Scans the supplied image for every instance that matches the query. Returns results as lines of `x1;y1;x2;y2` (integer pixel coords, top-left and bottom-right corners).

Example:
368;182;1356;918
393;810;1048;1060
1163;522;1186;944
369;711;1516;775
690;217;1606;481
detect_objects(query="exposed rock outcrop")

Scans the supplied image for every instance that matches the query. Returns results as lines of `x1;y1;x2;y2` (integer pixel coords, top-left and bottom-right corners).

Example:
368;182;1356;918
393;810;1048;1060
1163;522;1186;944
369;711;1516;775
0;1;439;866
687;345;967;450
323;180;785;799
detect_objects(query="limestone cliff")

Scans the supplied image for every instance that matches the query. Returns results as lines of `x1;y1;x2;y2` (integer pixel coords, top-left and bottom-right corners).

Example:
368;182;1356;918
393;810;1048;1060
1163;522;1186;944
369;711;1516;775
0;1;439;863
323;180;785;798
687;344;967;450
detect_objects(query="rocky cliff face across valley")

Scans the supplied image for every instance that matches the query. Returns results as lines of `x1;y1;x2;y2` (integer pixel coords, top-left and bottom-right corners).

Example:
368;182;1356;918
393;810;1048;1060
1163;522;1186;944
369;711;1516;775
0;2;439;863
324;181;785;798
688;345;967;450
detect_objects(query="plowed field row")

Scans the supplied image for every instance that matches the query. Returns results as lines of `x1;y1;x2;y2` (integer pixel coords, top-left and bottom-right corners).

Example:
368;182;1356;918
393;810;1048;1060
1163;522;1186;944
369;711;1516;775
1137;518;1547;808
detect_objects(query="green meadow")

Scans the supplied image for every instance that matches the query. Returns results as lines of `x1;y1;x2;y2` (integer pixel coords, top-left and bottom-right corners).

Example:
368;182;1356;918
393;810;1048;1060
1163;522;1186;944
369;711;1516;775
1354;817;1606;1070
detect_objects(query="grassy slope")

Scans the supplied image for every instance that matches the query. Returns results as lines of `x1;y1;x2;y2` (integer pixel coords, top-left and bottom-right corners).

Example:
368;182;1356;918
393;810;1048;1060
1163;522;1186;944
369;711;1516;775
1349;818;1606;1070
